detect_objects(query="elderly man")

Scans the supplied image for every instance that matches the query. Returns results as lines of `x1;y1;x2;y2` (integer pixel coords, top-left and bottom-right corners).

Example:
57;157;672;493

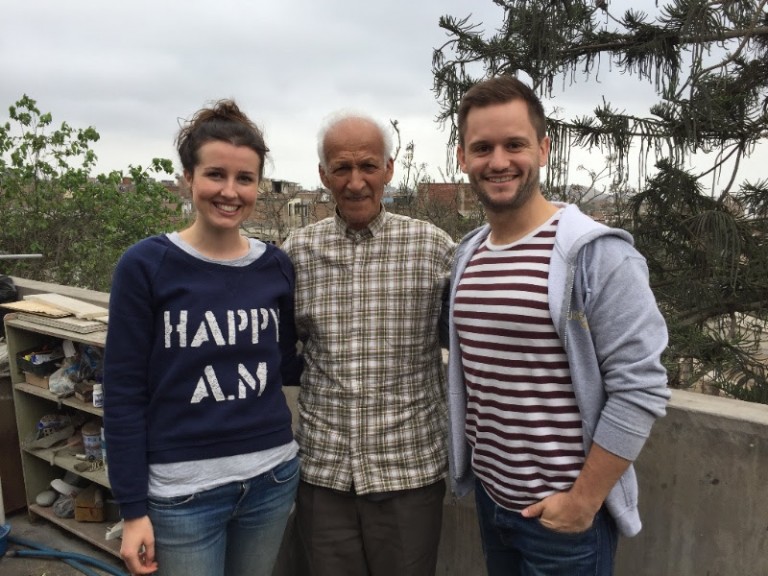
281;112;455;576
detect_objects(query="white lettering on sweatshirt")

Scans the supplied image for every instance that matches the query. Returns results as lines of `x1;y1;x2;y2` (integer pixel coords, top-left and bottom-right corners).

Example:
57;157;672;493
164;308;280;348
162;309;279;404
189;362;267;404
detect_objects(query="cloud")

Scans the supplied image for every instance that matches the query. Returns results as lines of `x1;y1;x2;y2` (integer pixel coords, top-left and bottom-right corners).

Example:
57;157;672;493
1;0;763;190
2;0;503;187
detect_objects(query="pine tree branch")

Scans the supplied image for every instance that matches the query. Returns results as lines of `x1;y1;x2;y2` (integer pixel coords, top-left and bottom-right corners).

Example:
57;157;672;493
561;26;768;60
675;300;768;327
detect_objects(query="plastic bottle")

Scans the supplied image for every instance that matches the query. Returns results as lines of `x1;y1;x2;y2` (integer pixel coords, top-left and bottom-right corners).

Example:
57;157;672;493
92;383;103;408
100;426;107;468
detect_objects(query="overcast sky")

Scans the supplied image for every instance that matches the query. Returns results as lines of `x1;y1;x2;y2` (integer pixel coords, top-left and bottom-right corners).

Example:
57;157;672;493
1;0;761;191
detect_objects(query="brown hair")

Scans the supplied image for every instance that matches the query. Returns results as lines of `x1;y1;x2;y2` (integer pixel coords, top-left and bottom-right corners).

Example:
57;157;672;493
457;76;547;145
176;99;269;179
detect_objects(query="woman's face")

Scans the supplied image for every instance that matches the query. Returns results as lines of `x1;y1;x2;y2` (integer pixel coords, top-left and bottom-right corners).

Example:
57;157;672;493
185;140;262;233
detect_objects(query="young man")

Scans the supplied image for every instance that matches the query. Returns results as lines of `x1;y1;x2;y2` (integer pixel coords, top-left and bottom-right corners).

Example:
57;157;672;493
281;112;455;576
446;75;670;575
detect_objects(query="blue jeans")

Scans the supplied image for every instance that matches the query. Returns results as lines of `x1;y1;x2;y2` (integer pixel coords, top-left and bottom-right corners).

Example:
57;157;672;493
474;479;618;576
148;456;299;576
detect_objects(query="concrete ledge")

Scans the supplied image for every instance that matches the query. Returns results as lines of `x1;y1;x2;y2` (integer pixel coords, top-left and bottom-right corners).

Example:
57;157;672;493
668;386;768;424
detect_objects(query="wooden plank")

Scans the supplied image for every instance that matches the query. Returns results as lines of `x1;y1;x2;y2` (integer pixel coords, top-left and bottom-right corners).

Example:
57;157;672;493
28;504;122;558
24;293;108;320
0;299;72;318
5;315;107;347
17;312;107;334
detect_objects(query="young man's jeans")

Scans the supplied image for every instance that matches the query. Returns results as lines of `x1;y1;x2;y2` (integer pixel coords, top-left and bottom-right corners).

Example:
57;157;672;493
475;479;618;576
148;456;299;576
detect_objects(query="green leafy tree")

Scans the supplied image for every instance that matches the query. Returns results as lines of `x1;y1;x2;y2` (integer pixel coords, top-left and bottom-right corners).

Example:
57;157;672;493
432;1;768;402
0;95;184;292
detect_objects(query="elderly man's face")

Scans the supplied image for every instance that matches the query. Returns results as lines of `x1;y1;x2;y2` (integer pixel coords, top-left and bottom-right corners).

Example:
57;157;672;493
319;119;394;230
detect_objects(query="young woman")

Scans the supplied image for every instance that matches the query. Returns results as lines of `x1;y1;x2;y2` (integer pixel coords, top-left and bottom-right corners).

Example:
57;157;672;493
104;100;300;576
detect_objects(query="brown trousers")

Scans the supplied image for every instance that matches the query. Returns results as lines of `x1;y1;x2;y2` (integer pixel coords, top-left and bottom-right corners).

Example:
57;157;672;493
296;479;446;576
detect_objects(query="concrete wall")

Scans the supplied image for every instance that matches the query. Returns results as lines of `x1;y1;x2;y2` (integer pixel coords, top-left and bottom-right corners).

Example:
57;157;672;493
616;390;768;576
279;389;768;576
7;279;768;575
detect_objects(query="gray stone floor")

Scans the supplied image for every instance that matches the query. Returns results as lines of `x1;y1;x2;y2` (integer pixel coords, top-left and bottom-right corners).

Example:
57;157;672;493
0;509;126;576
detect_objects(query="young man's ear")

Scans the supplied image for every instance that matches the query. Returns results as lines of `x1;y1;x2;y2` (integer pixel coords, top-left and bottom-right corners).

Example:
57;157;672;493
457;146;467;173
538;136;551;167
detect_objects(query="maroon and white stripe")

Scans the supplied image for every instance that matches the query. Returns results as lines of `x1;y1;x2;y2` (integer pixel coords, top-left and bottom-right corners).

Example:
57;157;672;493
454;217;585;511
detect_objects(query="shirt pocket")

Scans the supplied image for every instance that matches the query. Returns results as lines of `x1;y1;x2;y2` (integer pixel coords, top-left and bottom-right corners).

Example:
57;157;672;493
381;263;440;348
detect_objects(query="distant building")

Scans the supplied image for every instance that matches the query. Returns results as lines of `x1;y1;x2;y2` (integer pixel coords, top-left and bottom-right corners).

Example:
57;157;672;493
416;182;480;216
245;180;334;244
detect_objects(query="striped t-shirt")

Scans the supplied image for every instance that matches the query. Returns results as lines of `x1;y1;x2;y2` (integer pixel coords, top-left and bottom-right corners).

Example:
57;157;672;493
453;212;585;511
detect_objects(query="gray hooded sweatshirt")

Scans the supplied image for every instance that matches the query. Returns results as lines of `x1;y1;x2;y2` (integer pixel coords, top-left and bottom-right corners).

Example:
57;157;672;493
446;203;670;537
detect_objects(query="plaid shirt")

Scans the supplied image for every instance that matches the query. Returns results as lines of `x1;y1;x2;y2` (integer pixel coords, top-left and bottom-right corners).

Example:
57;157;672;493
282;208;455;494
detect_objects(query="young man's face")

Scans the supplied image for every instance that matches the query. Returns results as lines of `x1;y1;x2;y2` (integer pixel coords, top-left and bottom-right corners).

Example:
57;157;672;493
457;99;550;214
319;119;394;230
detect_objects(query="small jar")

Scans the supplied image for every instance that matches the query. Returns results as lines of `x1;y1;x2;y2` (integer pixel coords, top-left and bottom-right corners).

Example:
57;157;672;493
82;421;102;460
92;383;104;408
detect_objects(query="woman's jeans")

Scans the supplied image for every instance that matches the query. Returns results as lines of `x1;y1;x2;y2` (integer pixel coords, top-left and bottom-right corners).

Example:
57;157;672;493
474;478;618;576
148;456;299;576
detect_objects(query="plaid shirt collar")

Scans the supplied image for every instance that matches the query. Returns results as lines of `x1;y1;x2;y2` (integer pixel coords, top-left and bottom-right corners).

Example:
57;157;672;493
333;204;388;240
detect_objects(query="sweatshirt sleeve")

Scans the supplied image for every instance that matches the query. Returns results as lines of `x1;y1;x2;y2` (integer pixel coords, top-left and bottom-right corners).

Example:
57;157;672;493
274;247;303;387
103;240;160;520
585;237;671;461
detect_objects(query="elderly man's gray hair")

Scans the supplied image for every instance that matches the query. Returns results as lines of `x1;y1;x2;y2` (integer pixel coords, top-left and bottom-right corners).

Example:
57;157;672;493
316;110;394;169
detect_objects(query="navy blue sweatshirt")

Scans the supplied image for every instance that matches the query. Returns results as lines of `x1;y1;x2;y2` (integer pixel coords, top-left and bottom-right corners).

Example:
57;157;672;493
103;236;300;520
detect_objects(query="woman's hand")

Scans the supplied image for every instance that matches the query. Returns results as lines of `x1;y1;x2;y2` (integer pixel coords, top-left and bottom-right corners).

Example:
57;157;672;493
120;516;158;574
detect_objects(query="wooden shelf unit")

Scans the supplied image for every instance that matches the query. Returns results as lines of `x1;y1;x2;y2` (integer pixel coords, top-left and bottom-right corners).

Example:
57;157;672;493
3;313;120;557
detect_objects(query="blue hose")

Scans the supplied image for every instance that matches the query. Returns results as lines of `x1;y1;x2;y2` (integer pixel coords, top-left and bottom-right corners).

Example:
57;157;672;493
8;533;128;576
7;533;100;576
11;550;102;576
